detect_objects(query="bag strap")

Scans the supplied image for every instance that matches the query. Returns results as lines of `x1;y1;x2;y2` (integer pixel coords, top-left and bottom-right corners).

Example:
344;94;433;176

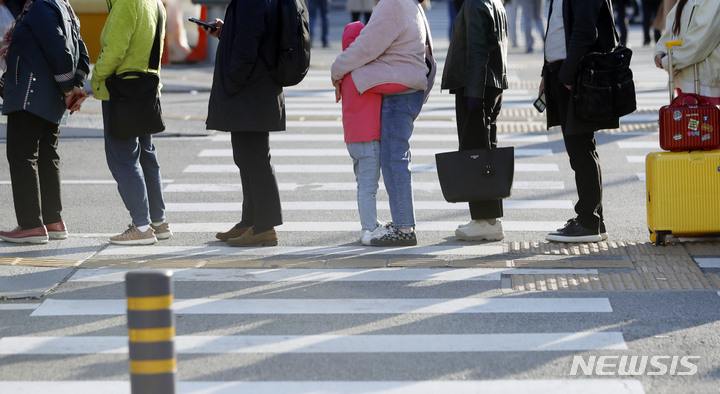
148;0;163;71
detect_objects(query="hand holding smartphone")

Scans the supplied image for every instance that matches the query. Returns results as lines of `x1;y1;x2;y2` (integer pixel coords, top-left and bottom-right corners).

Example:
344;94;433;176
188;17;217;31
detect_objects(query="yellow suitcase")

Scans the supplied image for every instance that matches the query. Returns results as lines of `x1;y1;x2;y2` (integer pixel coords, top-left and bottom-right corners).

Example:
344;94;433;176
646;150;720;245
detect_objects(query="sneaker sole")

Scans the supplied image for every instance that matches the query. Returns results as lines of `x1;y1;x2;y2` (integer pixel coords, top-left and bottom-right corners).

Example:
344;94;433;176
546;233;603;243
155;232;173;240
455;229;504;241
109;238;158;245
48;231;68;240
0;235;49;244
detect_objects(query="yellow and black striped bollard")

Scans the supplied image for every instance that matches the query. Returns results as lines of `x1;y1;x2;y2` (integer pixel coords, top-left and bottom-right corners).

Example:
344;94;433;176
126;270;177;394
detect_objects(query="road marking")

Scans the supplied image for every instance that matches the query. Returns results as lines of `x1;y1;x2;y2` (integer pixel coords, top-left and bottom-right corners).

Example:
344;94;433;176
636;173;646;181
0;303;41;310
68;268;599;283
162;181;564;192
183;163;560;173
0;380;646;394
0;332;626;354
164;200;573;212
212;134;550;142
695;258;720;268
96;244;505;257
31;297;613;316
626;155;646;163
198;148;554;157
617;141;660;149
165;220;566;232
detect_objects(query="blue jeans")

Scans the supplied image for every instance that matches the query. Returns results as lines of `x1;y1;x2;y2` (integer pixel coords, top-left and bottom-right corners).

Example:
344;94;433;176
102;101;166;227
380;90;424;228
309;0;329;46
347;141;381;231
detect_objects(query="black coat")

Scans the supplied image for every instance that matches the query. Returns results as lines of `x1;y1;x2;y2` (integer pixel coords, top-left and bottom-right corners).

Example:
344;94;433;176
545;0;619;135
206;0;285;132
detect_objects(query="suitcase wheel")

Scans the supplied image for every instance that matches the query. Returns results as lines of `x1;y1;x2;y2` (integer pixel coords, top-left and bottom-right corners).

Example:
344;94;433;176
652;231;669;246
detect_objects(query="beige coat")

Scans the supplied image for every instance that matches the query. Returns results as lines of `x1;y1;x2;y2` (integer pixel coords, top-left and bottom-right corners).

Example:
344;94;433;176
655;0;720;92
331;0;428;94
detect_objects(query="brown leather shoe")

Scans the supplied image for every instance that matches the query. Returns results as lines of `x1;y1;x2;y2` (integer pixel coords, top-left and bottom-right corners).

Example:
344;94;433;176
215;225;250;241
45;221;68;240
227;228;278;247
0;226;49;244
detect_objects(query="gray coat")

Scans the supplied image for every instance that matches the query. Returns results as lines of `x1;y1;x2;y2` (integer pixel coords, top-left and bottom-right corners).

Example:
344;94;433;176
544;0;619;135
2;0;89;125
206;0;285;132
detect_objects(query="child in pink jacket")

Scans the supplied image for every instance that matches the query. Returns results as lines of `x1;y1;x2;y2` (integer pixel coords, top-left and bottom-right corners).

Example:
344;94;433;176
336;21;406;245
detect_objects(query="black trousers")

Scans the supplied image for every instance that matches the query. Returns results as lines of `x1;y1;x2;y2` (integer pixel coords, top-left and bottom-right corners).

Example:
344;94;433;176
6;110;62;229
230;132;282;231
454;87;504;220
545;68;603;231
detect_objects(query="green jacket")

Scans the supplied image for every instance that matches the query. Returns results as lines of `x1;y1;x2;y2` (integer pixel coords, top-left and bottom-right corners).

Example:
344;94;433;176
91;0;165;101
441;0;508;98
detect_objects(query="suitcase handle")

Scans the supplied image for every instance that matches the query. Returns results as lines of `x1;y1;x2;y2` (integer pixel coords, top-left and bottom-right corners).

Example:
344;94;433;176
665;40;701;101
671;92;709;106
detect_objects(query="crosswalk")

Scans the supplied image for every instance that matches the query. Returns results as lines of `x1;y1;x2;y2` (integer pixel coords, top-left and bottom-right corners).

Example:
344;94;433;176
0;268;645;393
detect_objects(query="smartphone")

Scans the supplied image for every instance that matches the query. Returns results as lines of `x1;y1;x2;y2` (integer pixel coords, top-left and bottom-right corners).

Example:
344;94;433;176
533;92;546;113
188;17;217;31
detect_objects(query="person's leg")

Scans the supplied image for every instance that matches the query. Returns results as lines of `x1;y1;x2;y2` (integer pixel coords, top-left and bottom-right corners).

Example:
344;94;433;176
37;117;63;225
351;12;360;22
379;91;424;230
532;0;545;43
138;135;166;224
642;0;653;44
447;0;457;39
363;11;372;24
521;0;534;52
615;0;628;46
347;141;381;232
6;111;46;229
309;0;318;45
102;101;152;227
506;0;518;47
563;132;602;232
319;0;329;47
230;132;282;232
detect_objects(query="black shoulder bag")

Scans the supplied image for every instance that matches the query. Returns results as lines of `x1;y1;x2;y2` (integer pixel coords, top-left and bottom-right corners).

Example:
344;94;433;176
573;1;636;122
105;1;165;139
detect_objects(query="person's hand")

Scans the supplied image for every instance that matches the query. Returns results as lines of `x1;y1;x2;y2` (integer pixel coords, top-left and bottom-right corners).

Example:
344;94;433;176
65;87;89;114
332;78;342;102
538;77;544;97
204;18;223;38
564;84;573;91
654;53;665;69
467;96;482;113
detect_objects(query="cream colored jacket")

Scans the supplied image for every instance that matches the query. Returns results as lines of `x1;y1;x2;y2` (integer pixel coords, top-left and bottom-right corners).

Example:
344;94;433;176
331;0;428;94
655;0;720;93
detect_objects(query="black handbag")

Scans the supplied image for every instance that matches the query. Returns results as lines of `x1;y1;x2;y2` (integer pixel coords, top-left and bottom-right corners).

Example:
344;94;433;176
435;146;515;203
105;1;165;139
573;45;637;122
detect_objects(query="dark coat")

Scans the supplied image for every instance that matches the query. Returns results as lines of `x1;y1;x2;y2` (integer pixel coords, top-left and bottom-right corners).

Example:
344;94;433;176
441;0;508;98
2;0;90;125
544;0;619;135
206;0;285;132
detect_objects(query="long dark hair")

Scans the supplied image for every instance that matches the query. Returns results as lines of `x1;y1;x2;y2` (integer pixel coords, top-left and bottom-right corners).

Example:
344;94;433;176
672;0;689;36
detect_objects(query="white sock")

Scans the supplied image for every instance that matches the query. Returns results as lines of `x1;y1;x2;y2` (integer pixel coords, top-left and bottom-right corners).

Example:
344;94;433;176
152;222;164;226
137;224;151;232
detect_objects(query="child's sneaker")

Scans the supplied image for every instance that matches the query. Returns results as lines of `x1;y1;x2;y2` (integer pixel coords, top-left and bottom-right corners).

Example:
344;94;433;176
361;222;393;245
150;222;173;240
370;228;417;247
109;224;157;245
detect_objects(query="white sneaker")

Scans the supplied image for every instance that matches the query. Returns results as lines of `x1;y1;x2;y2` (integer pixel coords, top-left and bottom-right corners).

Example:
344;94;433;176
361;222;393;245
455;219;504;241
457;220;475;229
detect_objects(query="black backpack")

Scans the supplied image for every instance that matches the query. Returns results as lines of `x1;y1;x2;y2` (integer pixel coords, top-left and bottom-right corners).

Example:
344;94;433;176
270;0;311;87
